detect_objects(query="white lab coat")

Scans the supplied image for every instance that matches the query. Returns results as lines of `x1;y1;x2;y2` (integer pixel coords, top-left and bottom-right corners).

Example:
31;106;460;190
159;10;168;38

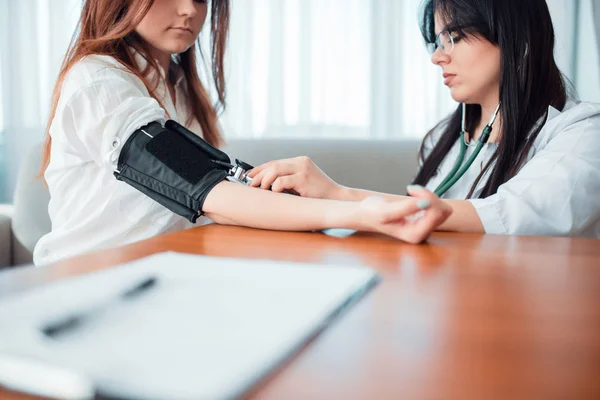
423;101;600;237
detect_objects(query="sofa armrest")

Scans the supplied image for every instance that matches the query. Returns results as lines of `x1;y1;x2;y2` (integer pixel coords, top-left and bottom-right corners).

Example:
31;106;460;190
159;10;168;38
0;210;12;269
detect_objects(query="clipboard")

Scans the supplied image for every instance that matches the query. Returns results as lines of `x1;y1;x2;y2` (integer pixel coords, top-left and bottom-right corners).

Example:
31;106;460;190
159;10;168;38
0;252;378;399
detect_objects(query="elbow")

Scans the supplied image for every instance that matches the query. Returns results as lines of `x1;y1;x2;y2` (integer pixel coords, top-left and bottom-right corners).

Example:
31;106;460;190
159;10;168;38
204;212;237;226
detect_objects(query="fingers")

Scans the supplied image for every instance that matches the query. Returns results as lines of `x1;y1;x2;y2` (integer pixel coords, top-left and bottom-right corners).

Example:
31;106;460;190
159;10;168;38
406;185;438;203
375;197;432;224
246;159;271;178
400;212;442;243
271;175;298;193
371;186;451;244
247;161;272;179
397;185;452;243
259;170;279;190
249;161;300;189
248;164;271;186
247;157;303;178
406;185;452;223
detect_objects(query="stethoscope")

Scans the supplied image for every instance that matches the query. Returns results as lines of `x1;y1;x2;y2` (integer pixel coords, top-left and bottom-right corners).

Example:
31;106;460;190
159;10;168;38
433;103;501;197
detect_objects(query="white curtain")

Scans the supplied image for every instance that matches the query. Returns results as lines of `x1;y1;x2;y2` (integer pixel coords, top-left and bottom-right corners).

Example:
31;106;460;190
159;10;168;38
220;0;455;139
0;0;598;201
547;0;600;101
593;0;600;81
0;0;81;202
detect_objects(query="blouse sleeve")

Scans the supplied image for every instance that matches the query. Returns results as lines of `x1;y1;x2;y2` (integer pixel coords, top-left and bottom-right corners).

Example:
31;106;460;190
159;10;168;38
54;65;166;169
469;104;600;236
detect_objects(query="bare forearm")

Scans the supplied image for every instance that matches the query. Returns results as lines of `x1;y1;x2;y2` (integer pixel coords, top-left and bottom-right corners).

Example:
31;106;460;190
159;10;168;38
339;187;484;233
203;181;363;231
437;200;484;232
336;186;408;202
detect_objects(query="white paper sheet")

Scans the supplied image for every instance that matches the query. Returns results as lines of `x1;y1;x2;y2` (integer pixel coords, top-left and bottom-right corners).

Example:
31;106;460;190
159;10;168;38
0;252;378;400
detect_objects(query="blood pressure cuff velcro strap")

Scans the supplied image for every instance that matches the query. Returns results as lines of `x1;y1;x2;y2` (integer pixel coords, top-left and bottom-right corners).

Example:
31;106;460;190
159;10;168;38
114;121;230;223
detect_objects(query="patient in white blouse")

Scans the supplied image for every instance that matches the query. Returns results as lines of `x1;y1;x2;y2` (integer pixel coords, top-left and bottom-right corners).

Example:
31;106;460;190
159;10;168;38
34;0;452;265
249;0;600;238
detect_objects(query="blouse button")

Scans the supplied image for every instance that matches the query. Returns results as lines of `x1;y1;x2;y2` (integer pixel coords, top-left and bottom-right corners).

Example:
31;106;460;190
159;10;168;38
112;139;120;149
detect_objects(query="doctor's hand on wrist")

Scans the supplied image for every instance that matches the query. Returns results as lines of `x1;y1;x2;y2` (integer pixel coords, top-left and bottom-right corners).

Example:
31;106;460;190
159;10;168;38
355;186;452;244
247;156;344;200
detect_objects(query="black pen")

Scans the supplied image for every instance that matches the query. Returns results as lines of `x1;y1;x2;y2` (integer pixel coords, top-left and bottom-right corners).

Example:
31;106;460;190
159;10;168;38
42;276;158;338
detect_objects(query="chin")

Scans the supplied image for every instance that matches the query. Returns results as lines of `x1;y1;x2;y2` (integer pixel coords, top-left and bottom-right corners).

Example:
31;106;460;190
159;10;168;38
163;41;195;55
449;87;471;104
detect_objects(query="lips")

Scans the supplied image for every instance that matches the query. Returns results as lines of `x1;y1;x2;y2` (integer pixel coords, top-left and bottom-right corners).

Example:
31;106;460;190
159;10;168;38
170;27;193;34
443;73;456;86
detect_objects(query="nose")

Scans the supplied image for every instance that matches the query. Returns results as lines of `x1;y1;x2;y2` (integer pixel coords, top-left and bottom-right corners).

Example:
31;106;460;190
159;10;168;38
431;47;450;66
177;0;198;18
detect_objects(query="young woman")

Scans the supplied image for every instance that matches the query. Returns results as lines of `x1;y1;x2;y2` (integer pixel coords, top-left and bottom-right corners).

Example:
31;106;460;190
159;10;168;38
249;0;600;238
34;0;451;265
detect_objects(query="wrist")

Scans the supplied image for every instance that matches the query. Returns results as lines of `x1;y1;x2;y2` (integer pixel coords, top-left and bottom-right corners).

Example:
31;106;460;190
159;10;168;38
330;185;354;201
324;200;364;231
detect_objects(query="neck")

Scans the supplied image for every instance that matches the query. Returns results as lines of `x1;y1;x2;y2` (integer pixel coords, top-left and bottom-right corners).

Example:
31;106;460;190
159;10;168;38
156;53;172;78
480;103;499;126
146;45;173;80
472;102;502;143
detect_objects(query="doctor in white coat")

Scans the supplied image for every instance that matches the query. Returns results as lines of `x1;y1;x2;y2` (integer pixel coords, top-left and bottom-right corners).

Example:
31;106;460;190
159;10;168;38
248;0;600;238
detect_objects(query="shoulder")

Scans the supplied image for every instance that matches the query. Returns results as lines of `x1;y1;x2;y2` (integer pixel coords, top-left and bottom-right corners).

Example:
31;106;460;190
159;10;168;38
551;101;600;126
60;54;148;102
538;101;600;144
51;54;165;141
556;101;600;123
526;101;600;166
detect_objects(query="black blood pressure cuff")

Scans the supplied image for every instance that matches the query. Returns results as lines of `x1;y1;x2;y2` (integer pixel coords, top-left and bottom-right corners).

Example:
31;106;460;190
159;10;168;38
114;120;231;223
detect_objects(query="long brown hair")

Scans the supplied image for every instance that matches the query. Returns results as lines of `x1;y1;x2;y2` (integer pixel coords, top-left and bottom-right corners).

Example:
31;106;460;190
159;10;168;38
40;0;230;176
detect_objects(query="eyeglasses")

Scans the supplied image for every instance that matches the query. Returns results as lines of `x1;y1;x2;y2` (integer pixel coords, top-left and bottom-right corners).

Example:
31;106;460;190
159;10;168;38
426;27;466;56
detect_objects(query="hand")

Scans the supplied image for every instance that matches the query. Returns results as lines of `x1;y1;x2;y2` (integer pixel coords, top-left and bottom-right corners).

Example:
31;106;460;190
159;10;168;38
358;186;452;244
247;156;342;199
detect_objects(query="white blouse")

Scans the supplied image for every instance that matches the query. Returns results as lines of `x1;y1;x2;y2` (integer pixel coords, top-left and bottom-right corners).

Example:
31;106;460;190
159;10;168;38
34;53;212;265
423;101;600;237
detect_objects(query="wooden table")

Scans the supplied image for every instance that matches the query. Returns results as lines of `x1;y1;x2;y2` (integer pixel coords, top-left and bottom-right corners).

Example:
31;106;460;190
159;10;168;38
1;225;600;399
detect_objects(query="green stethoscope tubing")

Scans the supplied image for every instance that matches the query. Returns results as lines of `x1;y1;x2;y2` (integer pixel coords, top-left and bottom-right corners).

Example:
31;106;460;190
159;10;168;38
433;103;501;197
